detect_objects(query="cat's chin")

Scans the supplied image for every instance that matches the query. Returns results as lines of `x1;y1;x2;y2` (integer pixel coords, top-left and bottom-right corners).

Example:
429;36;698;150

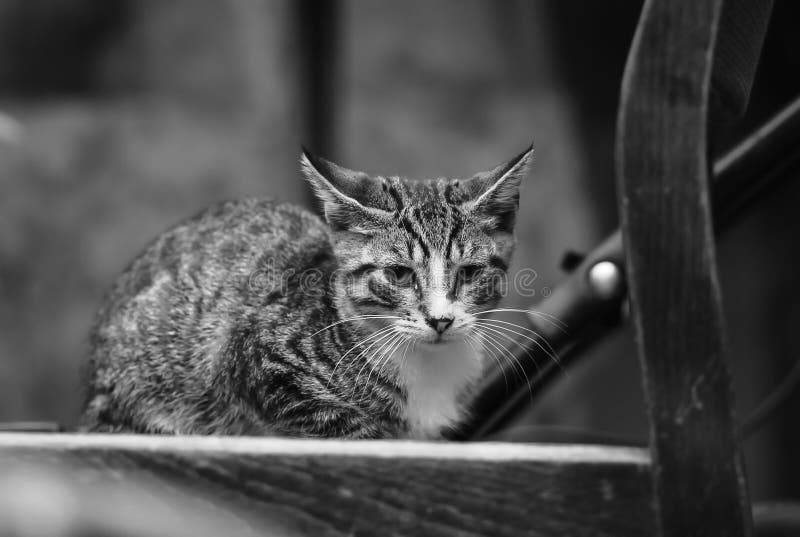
418;335;460;347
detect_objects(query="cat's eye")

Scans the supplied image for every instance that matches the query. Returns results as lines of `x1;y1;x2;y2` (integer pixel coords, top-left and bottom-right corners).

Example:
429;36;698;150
457;264;485;284
384;265;416;286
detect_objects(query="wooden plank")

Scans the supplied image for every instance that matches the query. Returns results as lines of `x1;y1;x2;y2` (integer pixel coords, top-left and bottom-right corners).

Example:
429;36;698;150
0;434;654;536
616;1;752;536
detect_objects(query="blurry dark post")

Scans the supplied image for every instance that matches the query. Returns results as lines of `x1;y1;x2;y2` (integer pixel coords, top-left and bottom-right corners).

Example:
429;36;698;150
232;0;310;205
617;0;752;535
294;0;341;205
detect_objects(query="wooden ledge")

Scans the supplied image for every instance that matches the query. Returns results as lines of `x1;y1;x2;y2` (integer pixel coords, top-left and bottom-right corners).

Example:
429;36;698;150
0;434;655;536
0;433;650;463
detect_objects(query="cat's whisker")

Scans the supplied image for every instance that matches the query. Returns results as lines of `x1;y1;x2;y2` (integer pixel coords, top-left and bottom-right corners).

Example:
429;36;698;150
398;337;413;370
352;330;403;399
528;309;569;330
390;336;414;401
465;333;508;391
398;337;417;386
308;315;402;339
473;326;534;399
527;311;569;333
375;331;407;374
326;326;396;389
472;328;527;384
482;326;539;378
346;327;399;382
326;325;395;379
364;332;409;401
474;325;546;402
463;334;479;355
360;334;399;399
476;318;561;366
474;319;562;372
336;325;395;365
350;328;399;383
382;333;410;379
474;322;543;377
472;308;568;332
470;330;506;378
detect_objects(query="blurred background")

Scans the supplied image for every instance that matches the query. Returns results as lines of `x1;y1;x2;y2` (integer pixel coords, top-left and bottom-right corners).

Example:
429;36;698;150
0;0;798;503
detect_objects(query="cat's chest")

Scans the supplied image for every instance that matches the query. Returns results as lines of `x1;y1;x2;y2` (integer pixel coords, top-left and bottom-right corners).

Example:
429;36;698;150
394;340;483;440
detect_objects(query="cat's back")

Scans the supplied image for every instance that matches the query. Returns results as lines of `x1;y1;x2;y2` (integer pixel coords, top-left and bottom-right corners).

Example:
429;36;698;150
100;198;330;316
120;198;326;288
83;199;337;433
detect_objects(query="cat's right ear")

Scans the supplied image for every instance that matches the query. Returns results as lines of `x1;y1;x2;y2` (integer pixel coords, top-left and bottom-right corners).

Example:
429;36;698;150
300;148;390;233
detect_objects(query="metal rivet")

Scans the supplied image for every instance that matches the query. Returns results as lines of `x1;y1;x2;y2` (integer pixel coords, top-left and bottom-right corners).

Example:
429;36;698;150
587;261;624;299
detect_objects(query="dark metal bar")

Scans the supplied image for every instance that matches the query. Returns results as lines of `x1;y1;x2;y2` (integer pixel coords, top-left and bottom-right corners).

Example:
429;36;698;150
293;0;341;212
294;0;341;160
712;96;800;229
458;94;800;441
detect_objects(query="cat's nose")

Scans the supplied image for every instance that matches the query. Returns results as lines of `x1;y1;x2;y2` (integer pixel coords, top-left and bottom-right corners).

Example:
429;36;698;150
426;317;454;334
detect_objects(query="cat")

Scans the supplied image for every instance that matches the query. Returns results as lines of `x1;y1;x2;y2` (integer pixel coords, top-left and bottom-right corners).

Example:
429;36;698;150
80;145;533;439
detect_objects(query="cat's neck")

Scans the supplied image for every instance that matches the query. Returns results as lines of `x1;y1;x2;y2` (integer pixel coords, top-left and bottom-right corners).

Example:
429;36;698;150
394;339;484;440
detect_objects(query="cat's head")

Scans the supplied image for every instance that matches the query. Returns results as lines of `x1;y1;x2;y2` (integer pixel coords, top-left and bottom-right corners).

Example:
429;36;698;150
301;146;533;345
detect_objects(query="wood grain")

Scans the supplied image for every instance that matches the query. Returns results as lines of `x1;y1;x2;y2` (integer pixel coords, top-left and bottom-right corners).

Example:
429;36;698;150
0;434;654;536
616;0;752;536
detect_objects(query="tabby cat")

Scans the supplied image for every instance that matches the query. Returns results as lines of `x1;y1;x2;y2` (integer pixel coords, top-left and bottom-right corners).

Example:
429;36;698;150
81;146;533;439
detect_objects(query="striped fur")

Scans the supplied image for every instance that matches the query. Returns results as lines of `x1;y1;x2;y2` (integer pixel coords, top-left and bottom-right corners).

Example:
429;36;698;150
81;147;533;439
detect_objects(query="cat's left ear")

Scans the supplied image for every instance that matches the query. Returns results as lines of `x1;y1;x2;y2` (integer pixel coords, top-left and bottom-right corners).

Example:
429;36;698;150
461;144;533;233
301;148;391;233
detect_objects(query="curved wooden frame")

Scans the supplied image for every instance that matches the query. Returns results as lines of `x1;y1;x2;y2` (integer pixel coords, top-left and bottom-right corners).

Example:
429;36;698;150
616;0;751;535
